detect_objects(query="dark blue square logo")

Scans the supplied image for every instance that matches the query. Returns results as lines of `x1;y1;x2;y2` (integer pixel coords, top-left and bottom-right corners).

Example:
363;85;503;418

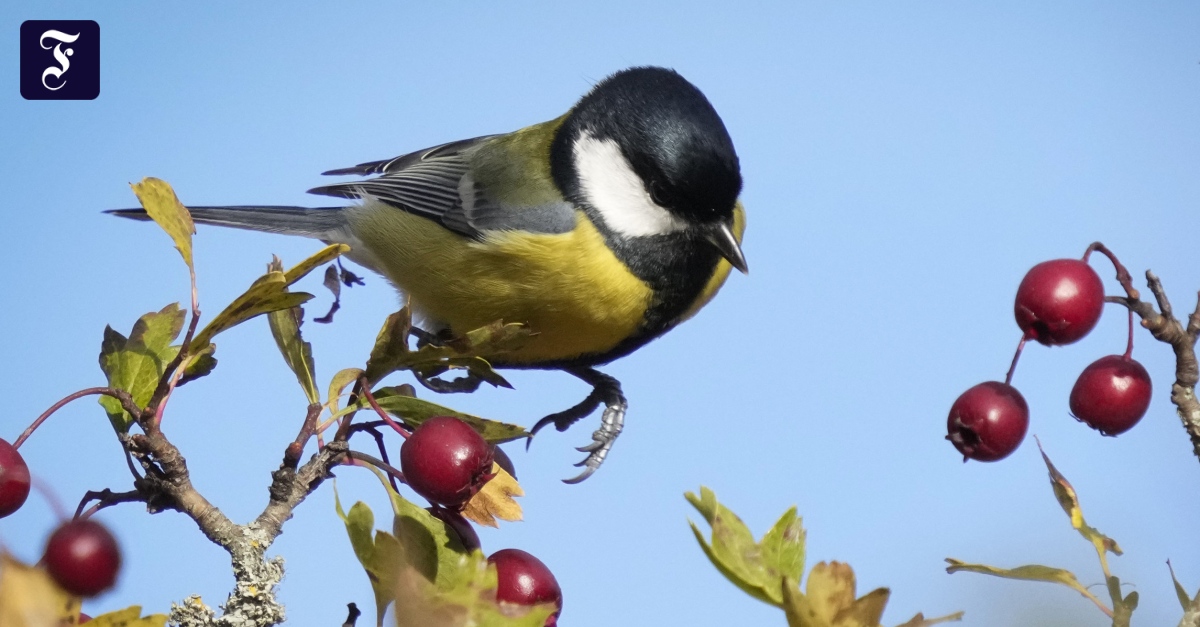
20;20;100;100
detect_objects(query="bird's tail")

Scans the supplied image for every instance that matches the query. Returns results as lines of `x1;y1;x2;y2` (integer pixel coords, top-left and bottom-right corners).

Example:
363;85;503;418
106;205;350;239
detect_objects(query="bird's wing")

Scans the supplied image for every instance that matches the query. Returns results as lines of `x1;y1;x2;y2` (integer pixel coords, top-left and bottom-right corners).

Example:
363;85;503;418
309;136;576;240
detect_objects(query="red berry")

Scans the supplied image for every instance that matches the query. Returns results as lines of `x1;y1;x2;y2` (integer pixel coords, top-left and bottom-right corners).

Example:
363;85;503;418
43;519;121;597
0;438;31;518
1069;355;1152;435
400;417;495;508
488;549;562;626
78;613;92;623
1015;259;1105;346
947;382;1029;462
427;506;481;551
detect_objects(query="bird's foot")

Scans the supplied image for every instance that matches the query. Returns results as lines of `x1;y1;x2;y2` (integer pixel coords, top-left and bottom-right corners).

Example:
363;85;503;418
528;368;626;483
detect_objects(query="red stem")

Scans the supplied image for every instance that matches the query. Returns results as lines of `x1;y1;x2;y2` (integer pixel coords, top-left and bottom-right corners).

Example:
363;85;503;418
1123;308;1134;359
358;378;410;439
1005;336;1027;386
14;387;129;449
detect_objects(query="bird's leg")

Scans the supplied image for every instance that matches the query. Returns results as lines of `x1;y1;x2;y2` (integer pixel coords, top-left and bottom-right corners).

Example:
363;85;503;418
407;327;484;394
529;367;626;484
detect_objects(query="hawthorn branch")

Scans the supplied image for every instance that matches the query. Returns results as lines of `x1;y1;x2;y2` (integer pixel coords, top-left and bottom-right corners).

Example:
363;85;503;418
114;397;348;627
1105;269;1200;463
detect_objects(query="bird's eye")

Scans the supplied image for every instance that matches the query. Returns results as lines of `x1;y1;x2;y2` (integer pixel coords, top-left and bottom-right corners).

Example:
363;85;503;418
647;180;669;207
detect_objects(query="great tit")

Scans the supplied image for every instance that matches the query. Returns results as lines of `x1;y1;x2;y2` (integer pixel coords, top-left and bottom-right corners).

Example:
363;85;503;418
111;66;747;482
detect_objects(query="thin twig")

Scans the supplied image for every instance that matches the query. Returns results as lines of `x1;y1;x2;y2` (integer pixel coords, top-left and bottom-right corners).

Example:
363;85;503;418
15;387;139;449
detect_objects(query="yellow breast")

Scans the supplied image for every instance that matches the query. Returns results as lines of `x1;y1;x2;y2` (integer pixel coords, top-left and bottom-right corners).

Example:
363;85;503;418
348;203;654;365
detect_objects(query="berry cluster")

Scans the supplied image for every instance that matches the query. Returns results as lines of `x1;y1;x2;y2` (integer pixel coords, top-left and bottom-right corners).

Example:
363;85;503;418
400;417;562;624
947;247;1153;462
0;437;123;598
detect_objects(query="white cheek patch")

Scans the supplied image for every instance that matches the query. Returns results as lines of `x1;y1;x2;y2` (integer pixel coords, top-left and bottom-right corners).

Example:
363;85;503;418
573;134;689;237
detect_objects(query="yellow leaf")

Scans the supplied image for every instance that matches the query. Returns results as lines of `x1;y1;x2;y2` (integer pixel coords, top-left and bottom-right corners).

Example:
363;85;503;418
86;606;169;627
1038;443;1122;557
783;577;830;627
460;464;522;528
833;587;889;627
807;562;858;624
283;244;350;286
0;554;81;627
130;178;195;270
327;368;365;414
944;559;1111;616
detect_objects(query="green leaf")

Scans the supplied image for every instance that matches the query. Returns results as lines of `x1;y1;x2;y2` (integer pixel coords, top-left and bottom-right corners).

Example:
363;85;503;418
327;367;364;414
334;488;403;627
190;245;345;349
360;388;528;444
191;271;312;349
392;550;556;627
98;304;185;430
359;464;473;589
362;308;530;387
364;309;413;384
266;257;318;404
178;342;217;386
761;506;806;586
945;559;1111;614
686;486;782;606
130;178;195;271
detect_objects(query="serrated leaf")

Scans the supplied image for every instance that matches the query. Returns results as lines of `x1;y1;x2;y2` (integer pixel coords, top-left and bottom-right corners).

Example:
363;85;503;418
1037;445;1122;559
944;559;1107;610
86;605;169;627
130;178;194;270
686;487;779;606
0;553;81;627
362;389;528;444
267;301;318;404
460;464;522;528
98;304;185;431
762;506;806;585
334;488;403;627
892;612;964;627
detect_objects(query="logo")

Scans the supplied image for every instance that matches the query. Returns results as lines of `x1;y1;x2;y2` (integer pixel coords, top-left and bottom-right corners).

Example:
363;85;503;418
20;20;100;100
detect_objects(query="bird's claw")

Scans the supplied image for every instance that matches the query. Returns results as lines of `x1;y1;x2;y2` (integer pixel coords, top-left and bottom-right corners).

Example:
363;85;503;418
526;367;627;482
561;399;625;483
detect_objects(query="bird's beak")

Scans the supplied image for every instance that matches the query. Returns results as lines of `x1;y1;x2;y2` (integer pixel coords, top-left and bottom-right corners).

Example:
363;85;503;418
705;222;748;274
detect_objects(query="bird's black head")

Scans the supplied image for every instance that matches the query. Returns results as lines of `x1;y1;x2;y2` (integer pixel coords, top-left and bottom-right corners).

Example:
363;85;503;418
551;67;742;230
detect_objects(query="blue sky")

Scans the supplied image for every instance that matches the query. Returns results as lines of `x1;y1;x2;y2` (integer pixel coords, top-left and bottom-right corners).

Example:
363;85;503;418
2;2;1199;626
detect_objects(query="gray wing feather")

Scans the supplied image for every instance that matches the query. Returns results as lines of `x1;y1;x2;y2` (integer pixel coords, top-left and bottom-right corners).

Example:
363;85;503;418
309;137;576;239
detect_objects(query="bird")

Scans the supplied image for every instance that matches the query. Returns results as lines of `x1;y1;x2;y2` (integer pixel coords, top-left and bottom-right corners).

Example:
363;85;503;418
110;66;747;483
